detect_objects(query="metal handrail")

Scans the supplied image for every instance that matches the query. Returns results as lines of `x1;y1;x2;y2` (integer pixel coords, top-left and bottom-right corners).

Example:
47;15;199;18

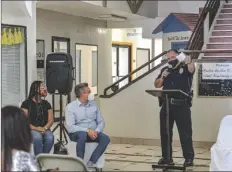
103;51;167;95
102;49;232;96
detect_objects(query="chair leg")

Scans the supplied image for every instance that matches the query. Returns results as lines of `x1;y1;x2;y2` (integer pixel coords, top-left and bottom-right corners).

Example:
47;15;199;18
96;168;103;172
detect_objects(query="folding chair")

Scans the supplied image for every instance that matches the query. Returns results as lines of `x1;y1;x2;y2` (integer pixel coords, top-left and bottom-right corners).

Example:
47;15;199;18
67;141;105;171
36;153;88;171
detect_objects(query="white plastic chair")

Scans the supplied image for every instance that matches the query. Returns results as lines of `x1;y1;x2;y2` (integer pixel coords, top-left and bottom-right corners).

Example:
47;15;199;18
67;141;105;170
210;115;232;171
36;153;88;171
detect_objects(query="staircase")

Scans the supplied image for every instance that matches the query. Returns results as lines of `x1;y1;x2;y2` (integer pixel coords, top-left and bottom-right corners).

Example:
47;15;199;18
100;0;231;98
205;2;232;59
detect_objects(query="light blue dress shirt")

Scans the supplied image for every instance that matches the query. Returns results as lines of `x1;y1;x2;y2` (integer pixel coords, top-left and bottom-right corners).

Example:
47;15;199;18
65;100;105;134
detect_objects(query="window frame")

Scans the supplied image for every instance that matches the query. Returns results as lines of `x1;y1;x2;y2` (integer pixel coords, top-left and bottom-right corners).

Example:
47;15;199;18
1;24;28;99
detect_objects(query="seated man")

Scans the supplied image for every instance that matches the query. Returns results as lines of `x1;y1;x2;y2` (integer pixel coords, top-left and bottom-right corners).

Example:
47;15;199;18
65;83;110;166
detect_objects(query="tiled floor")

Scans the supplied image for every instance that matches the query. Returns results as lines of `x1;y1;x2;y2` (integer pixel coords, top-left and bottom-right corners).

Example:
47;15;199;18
104;144;210;171
52;125;211;171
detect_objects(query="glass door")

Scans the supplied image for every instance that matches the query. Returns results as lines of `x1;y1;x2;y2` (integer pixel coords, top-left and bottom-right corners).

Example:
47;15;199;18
112;44;131;89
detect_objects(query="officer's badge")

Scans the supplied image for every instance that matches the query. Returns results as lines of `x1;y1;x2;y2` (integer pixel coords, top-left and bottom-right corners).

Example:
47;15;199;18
179;68;184;74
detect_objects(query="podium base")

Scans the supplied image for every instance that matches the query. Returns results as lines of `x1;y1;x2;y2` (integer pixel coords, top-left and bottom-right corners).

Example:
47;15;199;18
152;164;186;171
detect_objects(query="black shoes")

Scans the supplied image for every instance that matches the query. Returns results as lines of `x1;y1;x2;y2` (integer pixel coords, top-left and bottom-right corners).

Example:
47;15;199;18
158;158;194;167
184;159;194;167
158;157;175;165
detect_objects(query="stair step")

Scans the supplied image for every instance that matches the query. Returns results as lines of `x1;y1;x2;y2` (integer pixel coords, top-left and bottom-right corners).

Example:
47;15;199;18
212;30;232;36
214;24;232;30
221;8;232;13
219;13;232;18
216;19;232;24
224;4;232;8
201;57;232;60
207;43;232;49
209;36;232;42
203;56;232;58
204;52;232;56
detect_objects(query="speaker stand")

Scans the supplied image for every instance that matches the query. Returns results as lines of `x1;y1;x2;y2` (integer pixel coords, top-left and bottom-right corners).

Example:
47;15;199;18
52;94;68;145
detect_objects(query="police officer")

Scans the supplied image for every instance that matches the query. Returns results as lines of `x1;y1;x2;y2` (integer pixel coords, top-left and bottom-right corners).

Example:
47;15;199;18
154;49;195;167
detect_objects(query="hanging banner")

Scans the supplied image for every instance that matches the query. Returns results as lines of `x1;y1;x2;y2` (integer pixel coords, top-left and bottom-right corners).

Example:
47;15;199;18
1;27;24;45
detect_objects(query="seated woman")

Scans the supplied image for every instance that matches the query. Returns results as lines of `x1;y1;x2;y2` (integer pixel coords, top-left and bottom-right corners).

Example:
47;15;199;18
21;81;54;156
1;106;40;171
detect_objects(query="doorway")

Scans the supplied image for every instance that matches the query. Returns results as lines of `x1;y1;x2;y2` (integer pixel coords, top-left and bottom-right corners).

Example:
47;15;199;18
112;44;132;88
75;43;98;96
51;36;70;121
136;48;150;77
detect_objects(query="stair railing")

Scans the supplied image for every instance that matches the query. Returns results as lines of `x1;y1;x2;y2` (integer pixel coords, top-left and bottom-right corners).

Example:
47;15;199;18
101;51;168;97
187;0;221;59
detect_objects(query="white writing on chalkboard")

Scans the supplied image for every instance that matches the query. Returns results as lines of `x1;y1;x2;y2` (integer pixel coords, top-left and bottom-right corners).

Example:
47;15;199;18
202;63;232;80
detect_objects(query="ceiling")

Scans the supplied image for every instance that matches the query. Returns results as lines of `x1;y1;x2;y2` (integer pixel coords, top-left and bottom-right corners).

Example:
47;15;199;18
36;1;147;21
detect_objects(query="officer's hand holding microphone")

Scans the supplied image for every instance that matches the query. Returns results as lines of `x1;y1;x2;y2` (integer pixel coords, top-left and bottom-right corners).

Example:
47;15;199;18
161;69;169;79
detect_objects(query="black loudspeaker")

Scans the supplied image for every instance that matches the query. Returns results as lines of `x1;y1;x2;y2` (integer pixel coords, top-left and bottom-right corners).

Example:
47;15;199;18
46;52;73;94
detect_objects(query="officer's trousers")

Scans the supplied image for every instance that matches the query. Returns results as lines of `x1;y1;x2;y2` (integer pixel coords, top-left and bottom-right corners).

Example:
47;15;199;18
160;104;194;160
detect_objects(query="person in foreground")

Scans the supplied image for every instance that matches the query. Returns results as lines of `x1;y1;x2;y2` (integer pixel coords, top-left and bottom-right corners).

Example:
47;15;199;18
154;49;195;167
21;81;54;156
65;83;110;167
1;106;40;171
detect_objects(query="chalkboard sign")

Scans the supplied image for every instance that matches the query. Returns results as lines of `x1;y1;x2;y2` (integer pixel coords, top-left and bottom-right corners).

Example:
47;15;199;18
198;63;232;97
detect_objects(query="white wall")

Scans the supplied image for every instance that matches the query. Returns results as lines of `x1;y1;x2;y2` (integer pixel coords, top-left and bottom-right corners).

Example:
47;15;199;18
158;1;205;17
36;9;112;106
100;66;232;142
107;17;165;39
154;38;163;66
2;1;37;98
112;28;152;72
82;0;103;6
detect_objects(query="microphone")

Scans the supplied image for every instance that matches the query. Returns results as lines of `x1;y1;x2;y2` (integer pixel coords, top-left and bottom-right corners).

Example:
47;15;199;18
167;64;173;73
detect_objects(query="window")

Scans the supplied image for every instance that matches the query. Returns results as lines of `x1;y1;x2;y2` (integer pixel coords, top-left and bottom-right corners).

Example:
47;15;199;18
75;44;98;95
1;25;27;107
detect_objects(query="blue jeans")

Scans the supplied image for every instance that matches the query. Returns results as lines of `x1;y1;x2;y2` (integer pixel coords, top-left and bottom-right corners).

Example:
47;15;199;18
69;131;110;164
31;130;54;156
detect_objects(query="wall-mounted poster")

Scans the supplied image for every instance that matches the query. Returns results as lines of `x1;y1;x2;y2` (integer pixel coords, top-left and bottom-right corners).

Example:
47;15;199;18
198;62;232;97
36;39;45;81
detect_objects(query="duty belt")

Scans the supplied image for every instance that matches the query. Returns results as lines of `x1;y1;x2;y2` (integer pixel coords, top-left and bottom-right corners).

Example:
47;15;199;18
168;98;187;105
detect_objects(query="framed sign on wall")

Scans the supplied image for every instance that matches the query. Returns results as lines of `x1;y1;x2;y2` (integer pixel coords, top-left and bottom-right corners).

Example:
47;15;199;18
36;39;45;81
198;62;232;97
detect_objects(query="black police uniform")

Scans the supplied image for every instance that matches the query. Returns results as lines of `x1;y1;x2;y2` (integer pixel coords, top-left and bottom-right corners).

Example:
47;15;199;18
156;63;195;161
